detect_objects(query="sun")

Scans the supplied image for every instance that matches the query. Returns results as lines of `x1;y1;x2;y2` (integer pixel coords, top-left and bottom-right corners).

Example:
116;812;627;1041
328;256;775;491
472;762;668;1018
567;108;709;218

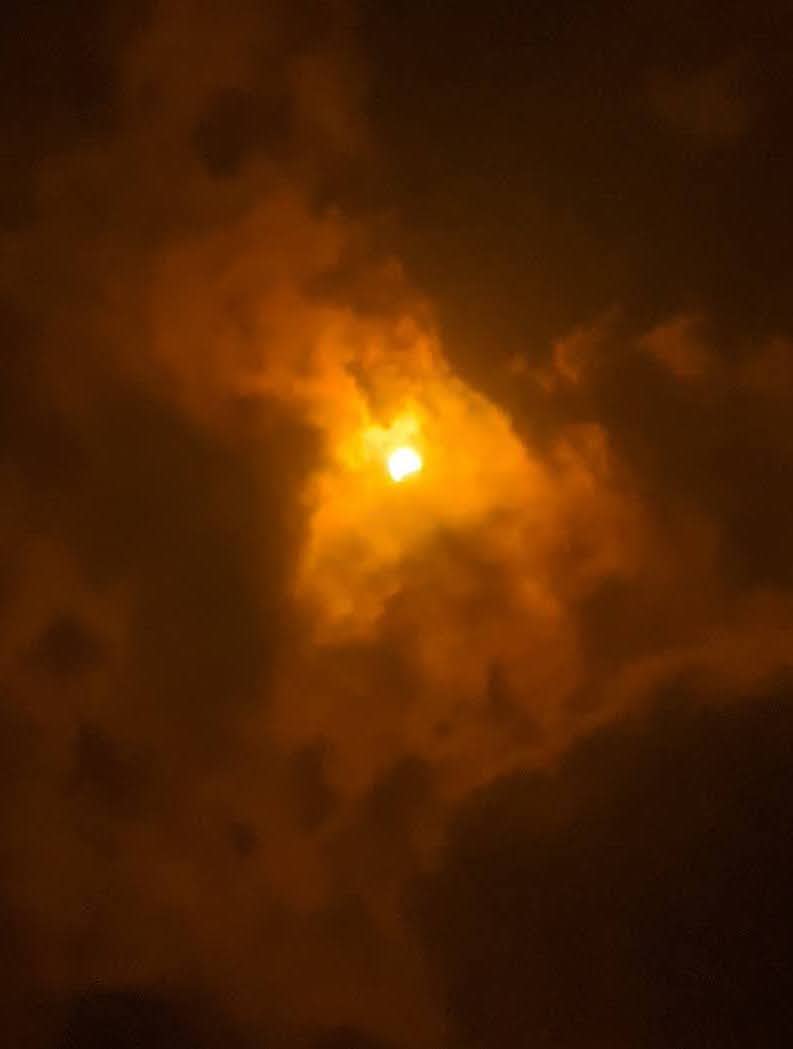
387;445;423;483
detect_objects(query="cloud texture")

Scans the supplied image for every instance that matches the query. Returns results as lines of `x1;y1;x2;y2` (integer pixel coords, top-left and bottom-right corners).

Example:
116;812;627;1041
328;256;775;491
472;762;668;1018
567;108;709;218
3;1;793;1046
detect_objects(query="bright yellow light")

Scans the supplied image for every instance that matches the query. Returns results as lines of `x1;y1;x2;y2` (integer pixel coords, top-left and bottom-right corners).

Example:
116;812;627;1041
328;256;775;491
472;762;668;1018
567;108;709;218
387;445;423;483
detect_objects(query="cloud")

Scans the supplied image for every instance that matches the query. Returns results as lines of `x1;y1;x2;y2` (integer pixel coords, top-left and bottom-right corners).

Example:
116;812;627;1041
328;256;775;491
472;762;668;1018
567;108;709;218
415;680;793;1048
3;3;793;1048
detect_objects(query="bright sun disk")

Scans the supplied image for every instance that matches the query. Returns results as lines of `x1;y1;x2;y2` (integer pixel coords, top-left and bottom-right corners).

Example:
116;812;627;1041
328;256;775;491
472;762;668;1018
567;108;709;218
387;445;423;483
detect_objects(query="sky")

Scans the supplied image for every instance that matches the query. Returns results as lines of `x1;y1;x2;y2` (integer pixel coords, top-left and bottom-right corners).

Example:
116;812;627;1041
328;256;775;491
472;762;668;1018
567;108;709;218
2;1;793;1046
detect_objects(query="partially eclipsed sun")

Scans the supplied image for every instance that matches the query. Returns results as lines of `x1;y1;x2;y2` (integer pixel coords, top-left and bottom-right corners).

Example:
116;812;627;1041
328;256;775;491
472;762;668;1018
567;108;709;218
387;445;423;483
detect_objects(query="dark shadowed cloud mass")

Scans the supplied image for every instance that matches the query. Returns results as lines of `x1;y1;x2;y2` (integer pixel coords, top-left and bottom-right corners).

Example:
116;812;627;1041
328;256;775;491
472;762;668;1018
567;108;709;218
2;1;793;1046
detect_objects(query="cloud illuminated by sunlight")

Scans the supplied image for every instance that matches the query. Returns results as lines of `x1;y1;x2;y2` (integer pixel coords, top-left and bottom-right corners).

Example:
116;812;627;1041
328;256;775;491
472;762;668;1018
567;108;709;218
292;337;561;643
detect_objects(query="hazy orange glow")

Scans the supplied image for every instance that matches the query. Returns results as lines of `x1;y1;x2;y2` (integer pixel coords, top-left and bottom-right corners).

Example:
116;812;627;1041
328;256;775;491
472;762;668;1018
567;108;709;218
291;341;562;649
387;445;423;482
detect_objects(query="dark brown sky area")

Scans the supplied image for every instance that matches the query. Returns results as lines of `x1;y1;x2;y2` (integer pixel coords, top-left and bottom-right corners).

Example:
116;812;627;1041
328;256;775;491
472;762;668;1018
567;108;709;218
3;2;793;1047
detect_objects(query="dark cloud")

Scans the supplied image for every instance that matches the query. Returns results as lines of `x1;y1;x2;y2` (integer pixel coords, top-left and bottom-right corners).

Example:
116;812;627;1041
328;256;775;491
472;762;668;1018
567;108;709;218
0;299;81;491
290;742;337;831
193;87;292;177
57;988;246;1049
70;722;146;815
0;0;151;229
30;616;105;678
56;987;403;1049
77;390;286;713
365;0;793;369
417;683;793;1049
311;1026;398;1049
543;317;793;590
228;818;260;859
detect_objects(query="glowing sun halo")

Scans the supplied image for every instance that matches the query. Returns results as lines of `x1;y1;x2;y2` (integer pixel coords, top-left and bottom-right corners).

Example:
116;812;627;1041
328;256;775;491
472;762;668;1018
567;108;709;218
387;445;423;483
